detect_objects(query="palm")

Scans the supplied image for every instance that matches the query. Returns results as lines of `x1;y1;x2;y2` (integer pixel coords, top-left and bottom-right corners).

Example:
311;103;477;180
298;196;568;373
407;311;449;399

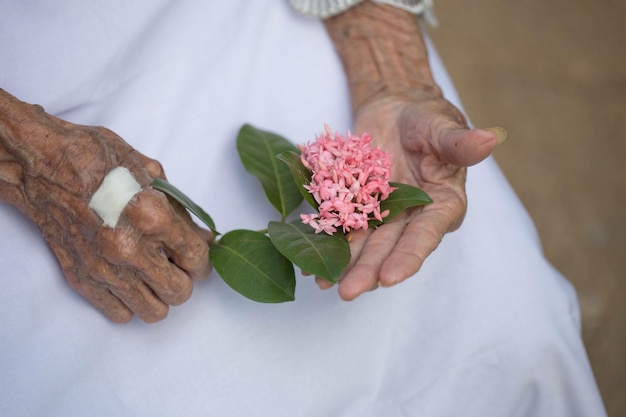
323;96;501;300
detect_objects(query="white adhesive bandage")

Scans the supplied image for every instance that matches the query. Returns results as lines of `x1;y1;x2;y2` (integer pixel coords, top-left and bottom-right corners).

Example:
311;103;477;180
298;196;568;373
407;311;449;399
88;167;142;228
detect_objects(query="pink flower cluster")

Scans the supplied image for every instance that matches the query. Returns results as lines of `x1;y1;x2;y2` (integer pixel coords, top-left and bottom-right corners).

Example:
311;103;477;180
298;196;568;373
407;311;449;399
299;125;395;235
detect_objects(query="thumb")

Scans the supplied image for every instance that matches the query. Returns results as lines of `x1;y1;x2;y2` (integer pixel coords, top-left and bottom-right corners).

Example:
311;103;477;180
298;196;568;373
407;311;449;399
437;126;507;167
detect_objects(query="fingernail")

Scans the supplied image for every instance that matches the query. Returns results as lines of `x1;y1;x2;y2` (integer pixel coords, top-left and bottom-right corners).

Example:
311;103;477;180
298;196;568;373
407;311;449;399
315;277;334;290
485;127;508;145
379;277;398;288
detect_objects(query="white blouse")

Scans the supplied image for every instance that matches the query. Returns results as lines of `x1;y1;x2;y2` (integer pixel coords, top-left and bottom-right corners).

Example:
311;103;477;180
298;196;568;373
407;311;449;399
0;1;606;416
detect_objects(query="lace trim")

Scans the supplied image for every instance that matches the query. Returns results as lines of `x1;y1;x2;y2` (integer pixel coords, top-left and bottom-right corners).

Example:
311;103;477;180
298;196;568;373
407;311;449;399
289;0;438;26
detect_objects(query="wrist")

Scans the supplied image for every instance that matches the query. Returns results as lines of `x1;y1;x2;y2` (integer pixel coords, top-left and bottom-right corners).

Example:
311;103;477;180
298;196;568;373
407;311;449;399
291;0;437;24
324;2;441;112
0;90;90;220
0;89;55;171
0;89;30;209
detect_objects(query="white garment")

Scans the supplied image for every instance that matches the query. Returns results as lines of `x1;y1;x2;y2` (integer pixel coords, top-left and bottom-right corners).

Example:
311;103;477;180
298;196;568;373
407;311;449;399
289;0;436;23
0;1;606;416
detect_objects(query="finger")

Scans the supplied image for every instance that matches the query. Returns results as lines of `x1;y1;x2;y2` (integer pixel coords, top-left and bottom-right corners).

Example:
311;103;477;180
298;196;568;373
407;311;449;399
74;280;134;324
96;225;194;306
338;219;408;301
48;240;134;323
138;243;193;306
334;227;370;293
341;228;371;275
124;190;211;280
168;195;214;255
437;127;506;167
90;259;169;323
315;276;335;290
107;270;169;323
303;270;335;289
90;239;170;322
378;191;465;287
159;220;211;280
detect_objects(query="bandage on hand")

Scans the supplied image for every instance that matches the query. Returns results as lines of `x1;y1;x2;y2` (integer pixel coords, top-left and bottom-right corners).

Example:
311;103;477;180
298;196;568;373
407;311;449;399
1;99;211;323
89;167;142;228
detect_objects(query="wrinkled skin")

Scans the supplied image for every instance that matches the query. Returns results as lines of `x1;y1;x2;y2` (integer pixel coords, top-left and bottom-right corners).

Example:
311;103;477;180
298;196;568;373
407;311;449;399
315;94;500;299
318;3;505;299
0;93;211;323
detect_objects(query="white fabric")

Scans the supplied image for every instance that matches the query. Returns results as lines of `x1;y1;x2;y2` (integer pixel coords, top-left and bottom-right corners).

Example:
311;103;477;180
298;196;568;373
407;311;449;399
89;167;142;228
290;0;438;25
0;1;606;416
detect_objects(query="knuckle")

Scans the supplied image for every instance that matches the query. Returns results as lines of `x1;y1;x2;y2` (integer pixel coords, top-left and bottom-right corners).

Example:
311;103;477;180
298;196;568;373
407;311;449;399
127;191;173;234
150;269;193;306
98;228;139;262
108;274;133;295
72;277;135;323
167;231;187;251
116;238;139;261
173;234;210;279
187;233;210;262
144;158;165;178
169;281;193;306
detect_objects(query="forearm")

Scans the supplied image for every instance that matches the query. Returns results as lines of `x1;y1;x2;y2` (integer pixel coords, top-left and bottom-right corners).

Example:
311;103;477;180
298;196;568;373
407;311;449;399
323;2;440;113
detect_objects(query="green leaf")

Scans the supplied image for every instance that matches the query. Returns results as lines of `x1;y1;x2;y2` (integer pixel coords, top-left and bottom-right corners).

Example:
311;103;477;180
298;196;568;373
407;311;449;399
275;151;318;210
236;124;303;218
379;182;433;223
268;220;350;284
151;178;218;235
210;230;295;303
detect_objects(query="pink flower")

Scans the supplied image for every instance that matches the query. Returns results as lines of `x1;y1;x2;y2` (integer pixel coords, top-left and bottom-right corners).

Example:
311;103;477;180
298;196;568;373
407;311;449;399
298;125;396;235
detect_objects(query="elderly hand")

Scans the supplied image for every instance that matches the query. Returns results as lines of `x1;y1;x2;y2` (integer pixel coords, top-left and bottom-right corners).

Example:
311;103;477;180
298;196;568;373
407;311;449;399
0;90;211;323
317;94;504;299
320;2;505;299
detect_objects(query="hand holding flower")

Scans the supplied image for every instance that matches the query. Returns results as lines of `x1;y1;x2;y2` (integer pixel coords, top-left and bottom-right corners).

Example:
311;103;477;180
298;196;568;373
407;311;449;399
327;97;505;300
154;124;431;303
320;2;506;299
153;2;507;305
